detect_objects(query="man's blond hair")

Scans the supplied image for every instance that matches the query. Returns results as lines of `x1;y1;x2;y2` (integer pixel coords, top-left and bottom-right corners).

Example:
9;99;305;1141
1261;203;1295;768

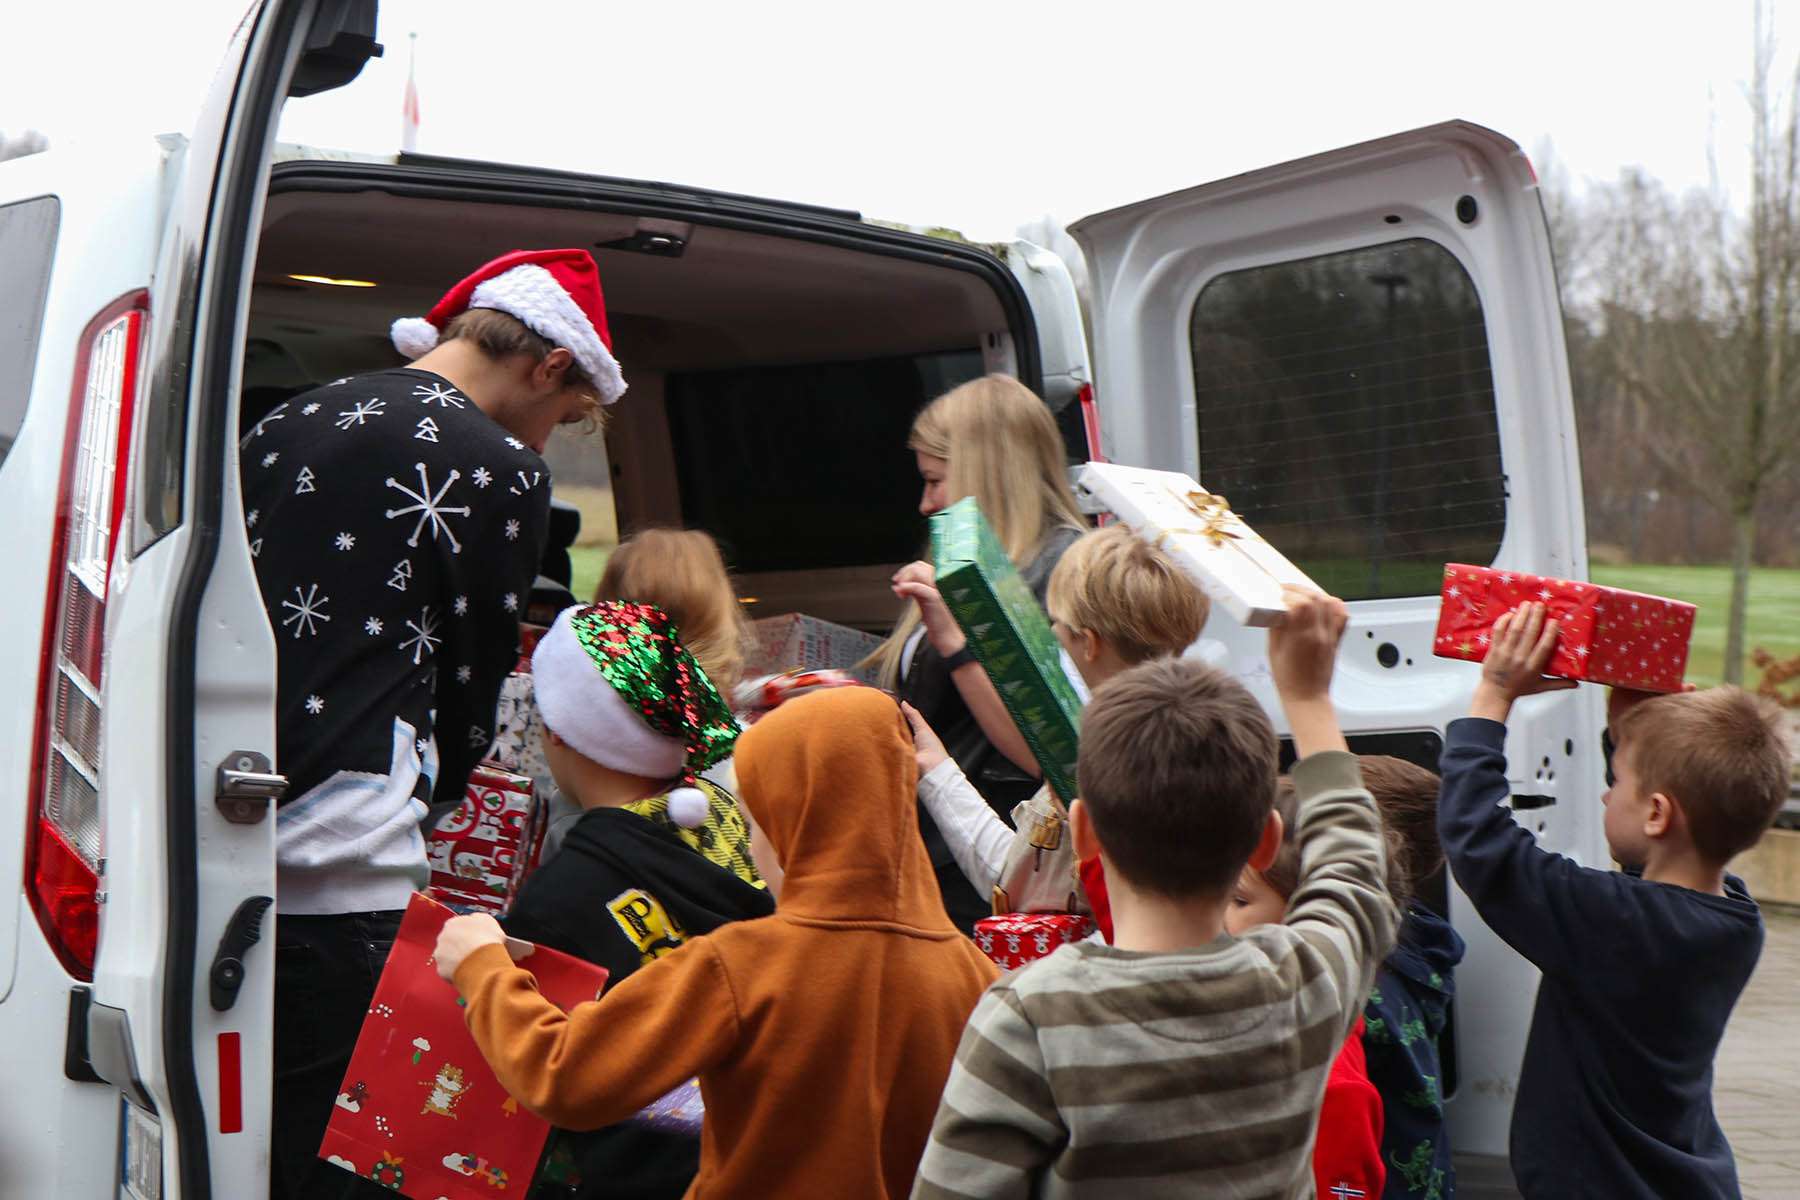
1616;686;1791;864
1044;526;1209;663
440;308;606;431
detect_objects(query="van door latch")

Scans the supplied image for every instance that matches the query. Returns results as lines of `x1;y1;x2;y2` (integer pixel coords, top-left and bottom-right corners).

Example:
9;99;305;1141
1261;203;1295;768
216;751;286;824
210;895;274;1012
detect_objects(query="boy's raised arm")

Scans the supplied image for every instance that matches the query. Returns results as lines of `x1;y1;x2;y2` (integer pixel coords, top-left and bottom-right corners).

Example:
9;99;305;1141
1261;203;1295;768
438;920;740;1130
1439;603;1613;976
1268;588;1398;1030
912;985;1065;1200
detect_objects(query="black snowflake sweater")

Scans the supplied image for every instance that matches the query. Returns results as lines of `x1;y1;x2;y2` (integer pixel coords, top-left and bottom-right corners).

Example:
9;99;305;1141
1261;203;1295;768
241;368;551;915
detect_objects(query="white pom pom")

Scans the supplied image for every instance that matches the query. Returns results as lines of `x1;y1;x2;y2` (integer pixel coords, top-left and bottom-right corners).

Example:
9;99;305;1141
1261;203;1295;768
391;316;441;360
667;786;708;830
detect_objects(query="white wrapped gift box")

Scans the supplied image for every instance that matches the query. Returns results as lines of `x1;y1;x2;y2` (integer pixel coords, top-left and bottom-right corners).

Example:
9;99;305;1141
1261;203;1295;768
1075;463;1316;627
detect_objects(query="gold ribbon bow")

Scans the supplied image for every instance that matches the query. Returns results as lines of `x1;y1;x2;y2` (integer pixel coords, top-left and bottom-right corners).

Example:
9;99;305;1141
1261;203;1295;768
1181;489;1242;548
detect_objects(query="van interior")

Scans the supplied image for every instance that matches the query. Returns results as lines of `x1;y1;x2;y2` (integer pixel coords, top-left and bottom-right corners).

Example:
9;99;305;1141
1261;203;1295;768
242;175;1031;632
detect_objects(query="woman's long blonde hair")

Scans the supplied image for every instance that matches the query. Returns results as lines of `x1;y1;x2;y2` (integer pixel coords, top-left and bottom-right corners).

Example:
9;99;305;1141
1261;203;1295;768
597;528;751;699
874;374;1087;687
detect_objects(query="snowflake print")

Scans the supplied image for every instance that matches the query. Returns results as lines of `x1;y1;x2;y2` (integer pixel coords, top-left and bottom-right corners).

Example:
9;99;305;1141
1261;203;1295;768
335;531;356;551
261;451;280;468
304;694;325;715
384;462;473;553
246;508;260;528
240;403;288;447
455;665;472;683
412;381;467;409
280;584;332;639
452;595;469;616
504;436;525;451
509;470;542;496
365;617;384;636
335;398;387;429
502;592;519;613
398;606;441;665
471;467;493;489
301;402;321;416
504;519;521;541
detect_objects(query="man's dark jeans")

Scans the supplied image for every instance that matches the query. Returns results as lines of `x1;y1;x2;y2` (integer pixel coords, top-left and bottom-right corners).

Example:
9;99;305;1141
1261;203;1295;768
271;910;405;1200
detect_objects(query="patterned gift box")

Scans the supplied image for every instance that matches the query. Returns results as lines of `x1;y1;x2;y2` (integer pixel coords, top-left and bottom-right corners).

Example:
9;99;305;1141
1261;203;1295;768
1075;462;1316;628
488;671;548;778
931;498;1084;804
745;613;886;685
426;765;545;916
1433;564;1696;693
320;893;609;1199
973;913;1095;970
732;668;865;723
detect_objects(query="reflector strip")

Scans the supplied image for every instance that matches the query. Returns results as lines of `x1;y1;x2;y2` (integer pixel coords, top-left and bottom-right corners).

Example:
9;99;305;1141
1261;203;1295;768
217;1032;242;1134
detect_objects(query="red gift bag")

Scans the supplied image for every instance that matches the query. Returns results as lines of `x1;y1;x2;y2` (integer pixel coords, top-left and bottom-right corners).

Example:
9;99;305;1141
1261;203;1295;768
426;765;545;915
973;913;1094;970
1433;564;1697;694
319;893;608;1198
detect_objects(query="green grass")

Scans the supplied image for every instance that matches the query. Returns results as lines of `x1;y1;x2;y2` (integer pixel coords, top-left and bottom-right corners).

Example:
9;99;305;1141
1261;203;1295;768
568;544;611;603
1590;564;1800;688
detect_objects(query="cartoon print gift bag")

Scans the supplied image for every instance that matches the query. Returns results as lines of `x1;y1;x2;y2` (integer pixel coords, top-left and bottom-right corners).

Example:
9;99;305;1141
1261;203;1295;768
319;892;608;1198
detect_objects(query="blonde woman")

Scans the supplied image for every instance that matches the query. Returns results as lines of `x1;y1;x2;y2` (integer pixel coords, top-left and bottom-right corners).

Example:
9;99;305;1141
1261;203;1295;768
877;374;1087;932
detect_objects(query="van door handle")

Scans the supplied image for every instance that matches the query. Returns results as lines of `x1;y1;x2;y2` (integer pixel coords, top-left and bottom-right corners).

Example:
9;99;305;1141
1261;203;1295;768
209;895;274;1012
216;750;287;824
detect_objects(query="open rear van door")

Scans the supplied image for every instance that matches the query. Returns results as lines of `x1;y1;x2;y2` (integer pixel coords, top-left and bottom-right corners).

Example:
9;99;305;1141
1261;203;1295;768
1070;121;1606;1175
0;3;380;1197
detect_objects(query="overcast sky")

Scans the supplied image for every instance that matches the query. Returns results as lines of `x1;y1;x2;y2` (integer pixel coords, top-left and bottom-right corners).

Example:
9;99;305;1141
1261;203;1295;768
6;1;1797;240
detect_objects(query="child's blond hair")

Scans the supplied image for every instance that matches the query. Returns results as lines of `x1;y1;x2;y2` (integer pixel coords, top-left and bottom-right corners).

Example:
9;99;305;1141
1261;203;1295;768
1044;526;1209;663
596;529;750;698
1615;686;1791;864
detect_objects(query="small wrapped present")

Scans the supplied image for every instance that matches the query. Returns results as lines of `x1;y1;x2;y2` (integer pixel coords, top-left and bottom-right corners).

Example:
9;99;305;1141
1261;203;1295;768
931;498;1084;803
426;765;546;915
320;893;609;1199
1076;463;1315;627
733;668;865;723
973;913;1094;970
515;622;548;674
745;613;886;684
1433;564;1696;693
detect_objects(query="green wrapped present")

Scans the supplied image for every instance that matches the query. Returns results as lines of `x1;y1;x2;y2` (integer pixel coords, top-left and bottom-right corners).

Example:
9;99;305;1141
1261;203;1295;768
930;498;1084;803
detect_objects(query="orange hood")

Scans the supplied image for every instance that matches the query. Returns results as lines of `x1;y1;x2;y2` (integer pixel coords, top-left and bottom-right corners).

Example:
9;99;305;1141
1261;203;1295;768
735;686;956;931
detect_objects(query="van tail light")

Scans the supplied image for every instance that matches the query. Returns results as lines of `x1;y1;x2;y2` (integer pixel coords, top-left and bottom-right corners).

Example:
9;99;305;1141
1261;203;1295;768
27;292;146;980
1077;382;1105;462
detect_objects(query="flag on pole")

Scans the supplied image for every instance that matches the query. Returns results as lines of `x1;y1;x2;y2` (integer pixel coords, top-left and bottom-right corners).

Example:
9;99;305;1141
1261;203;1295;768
401;32;421;153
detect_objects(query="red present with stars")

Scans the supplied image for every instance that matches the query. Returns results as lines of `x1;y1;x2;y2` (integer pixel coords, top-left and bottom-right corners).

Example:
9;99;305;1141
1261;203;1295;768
1433;564;1696;693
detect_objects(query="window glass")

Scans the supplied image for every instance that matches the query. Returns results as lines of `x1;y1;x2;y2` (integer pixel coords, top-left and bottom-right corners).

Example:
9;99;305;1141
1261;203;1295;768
1190;238;1506;600
0;196;61;469
665;350;984;572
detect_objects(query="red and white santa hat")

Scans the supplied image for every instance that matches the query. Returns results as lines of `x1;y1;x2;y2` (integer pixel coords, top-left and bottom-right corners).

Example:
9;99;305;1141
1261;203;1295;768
390;248;626;405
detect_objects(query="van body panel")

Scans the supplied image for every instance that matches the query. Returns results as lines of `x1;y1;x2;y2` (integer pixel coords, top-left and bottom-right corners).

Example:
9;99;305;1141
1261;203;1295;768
1071;121;1603;1162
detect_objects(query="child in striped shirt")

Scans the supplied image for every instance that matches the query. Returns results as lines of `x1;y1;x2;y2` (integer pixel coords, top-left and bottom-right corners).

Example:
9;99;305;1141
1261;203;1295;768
913;588;1398;1200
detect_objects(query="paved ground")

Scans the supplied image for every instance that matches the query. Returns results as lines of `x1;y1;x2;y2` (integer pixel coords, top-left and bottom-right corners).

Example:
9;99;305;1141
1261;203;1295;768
1718;907;1800;1198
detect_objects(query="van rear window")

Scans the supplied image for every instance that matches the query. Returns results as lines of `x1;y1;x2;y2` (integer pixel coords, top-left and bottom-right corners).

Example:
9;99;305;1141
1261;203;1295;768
0;196;61;469
665;350;984;572
1189;238;1506;600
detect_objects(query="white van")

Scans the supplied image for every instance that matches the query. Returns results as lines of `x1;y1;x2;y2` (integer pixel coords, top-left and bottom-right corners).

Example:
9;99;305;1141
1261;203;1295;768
0;1;1604;1195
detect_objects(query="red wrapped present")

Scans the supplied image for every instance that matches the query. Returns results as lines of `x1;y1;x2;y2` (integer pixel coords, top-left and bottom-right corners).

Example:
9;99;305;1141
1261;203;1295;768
514;622;548;674
1433;564;1696;693
320;893;608;1198
426;764;545;915
973;913;1094;970
732;668;865;723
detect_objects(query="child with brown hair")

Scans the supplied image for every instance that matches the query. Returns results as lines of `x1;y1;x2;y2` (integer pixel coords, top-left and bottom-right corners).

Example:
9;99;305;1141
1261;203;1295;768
914;588;1399;1198
1440;602;1791;1199
903;525;1210;926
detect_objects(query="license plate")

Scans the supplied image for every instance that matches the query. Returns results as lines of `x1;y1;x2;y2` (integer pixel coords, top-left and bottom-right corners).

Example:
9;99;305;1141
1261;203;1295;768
119;1099;162;1200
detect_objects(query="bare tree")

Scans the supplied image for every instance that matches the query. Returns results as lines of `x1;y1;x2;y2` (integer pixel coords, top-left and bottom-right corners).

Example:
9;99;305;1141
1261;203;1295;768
1578;1;1800;683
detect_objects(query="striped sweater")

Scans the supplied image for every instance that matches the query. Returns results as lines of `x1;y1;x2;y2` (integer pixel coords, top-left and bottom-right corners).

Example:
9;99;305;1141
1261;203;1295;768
912;750;1398;1200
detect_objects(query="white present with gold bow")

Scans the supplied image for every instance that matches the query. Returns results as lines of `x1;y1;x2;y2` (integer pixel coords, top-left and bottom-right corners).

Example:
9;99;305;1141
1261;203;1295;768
1075;463;1316;628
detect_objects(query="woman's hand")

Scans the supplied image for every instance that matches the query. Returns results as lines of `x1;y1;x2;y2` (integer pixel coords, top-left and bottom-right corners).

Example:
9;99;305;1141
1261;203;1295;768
434;913;506;984
901;701;951;775
892;561;966;658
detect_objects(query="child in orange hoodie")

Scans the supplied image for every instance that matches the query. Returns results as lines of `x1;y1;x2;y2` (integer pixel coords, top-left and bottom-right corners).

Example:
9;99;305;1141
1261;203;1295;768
434;686;999;1199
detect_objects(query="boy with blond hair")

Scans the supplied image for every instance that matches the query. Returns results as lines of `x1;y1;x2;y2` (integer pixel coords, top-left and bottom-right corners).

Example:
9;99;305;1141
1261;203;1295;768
1439;602;1791;1199
913;588;1398;1198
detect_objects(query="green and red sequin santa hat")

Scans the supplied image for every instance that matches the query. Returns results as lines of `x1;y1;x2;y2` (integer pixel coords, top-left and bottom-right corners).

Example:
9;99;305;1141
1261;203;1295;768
531;601;738;827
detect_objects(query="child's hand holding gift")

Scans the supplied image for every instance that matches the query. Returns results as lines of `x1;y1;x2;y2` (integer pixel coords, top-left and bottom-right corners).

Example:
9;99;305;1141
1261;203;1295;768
435;912;506;983
1471;602;1578;723
1267;585;1350;758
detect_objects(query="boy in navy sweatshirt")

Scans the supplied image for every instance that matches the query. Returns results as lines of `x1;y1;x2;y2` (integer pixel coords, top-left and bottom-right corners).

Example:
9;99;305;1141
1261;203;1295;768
1440;601;1790;1199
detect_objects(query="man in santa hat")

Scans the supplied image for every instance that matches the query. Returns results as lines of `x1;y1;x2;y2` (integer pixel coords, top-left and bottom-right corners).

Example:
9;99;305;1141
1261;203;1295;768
241;248;626;1199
